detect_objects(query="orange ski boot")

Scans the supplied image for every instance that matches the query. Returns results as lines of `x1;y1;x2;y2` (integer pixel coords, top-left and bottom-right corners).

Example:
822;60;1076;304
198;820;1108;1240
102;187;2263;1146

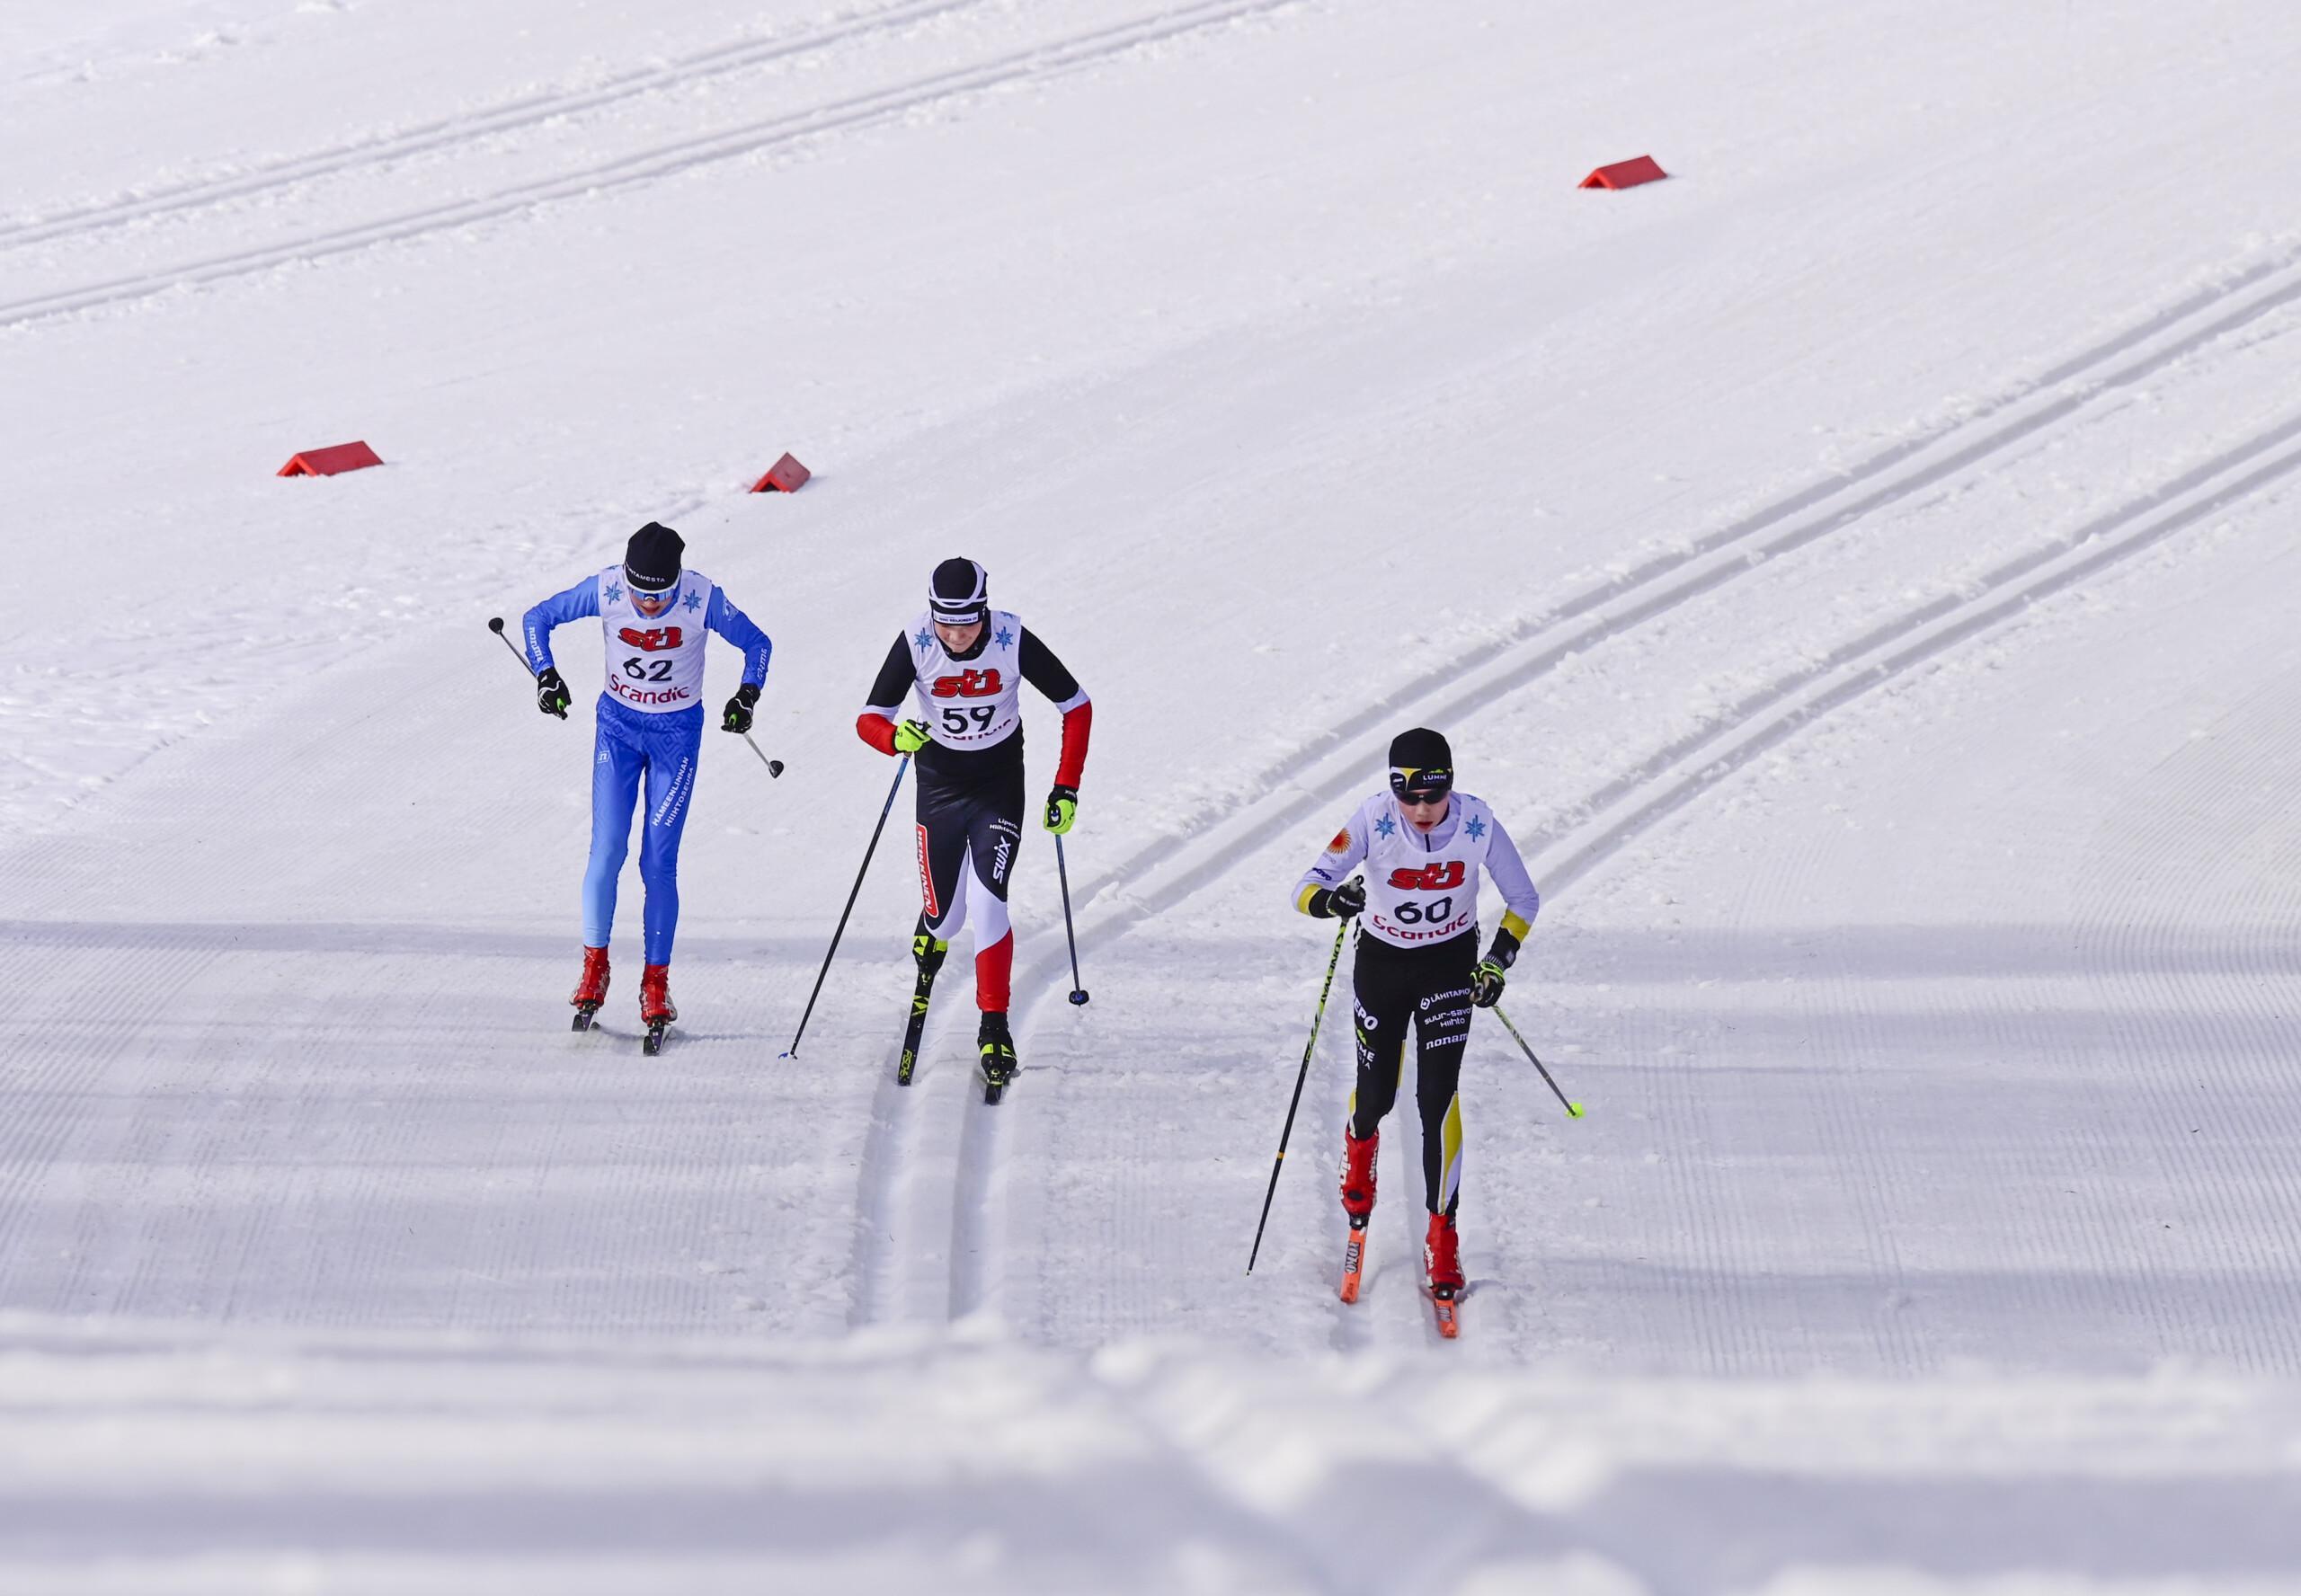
638;963;677;1055
570;945;610;1032
1338;1126;1378;1302
1425;1211;1463;1339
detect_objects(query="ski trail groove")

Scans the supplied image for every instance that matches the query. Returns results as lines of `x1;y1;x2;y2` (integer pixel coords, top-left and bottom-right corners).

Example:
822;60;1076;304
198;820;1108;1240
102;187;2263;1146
946;1078;1000;1320
0;0;1301;331
0;0;986;249
842;1053;913;1330
1526;412;2301;894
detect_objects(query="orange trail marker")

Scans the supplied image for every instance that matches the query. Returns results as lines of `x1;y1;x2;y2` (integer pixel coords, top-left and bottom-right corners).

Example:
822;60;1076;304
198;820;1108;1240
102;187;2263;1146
1580;155;1668;191
278;440;383;476
750;453;811;493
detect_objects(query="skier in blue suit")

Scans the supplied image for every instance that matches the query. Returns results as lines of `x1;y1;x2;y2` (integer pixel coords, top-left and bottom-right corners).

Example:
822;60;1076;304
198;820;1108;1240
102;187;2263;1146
522;521;772;1035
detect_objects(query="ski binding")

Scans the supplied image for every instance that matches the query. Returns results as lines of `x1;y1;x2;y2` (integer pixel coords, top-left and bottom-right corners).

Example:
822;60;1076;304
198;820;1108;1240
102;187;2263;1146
1429;1285;1461;1340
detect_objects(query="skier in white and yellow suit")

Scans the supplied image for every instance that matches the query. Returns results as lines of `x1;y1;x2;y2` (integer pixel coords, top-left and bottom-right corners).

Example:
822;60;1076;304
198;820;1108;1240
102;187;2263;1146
1293;727;1541;1297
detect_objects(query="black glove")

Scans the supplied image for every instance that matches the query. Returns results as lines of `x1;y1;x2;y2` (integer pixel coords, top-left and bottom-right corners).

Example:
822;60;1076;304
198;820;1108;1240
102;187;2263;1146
723;681;760;733
535;667;570;718
1471;960;1506;1007
1311;877;1366;920
1472;926;1521;1008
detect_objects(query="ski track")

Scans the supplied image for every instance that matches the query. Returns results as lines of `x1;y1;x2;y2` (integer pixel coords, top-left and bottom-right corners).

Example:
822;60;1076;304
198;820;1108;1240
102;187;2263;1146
1527;409;2301;896
848;254;2301;1334
1051;247;2301;953
0;0;1302;332
0;0;989;247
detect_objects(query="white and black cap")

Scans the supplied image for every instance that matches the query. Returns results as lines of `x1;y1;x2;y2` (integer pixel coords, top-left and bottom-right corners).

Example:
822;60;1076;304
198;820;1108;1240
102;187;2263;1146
1387;726;1455;801
929;556;989;625
624;521;684;594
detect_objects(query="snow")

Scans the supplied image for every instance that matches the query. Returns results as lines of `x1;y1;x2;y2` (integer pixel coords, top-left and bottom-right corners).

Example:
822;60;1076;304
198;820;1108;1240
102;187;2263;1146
6;0;2301;1588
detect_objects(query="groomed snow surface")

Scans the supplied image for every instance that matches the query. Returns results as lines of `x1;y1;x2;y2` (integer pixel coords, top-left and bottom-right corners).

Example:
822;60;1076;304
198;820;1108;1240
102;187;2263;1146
6;2;2301;1591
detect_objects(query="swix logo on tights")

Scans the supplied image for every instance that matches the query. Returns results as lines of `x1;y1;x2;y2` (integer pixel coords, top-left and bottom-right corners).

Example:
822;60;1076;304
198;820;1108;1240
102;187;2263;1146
930;668;1003;699
617;626;685;652
1388;861;1466;892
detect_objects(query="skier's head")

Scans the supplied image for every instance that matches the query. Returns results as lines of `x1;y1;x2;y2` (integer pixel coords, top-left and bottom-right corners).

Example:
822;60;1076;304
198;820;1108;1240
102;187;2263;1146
929;556;989;652
1388;726;1454;830
625;521;684;617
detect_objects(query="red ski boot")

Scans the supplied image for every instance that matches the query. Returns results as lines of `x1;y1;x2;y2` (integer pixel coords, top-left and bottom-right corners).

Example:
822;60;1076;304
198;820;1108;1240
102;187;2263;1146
1425;1211;1463;1339
1338;1127;1378;1303
638;963;677;1055
570;946;610;1032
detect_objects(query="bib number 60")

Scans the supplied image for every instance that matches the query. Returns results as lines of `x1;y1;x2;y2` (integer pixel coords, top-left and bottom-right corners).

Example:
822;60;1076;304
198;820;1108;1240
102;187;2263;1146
1393;896;1453;925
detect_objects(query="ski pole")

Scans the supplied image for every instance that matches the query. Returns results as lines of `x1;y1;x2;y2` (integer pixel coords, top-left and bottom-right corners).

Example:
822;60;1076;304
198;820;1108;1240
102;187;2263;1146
781;755;910;1059
486;616;566;719
1054;835;1088;1006
741;732;785;778
1247;916;1351;1273
1491;1004;1584;1119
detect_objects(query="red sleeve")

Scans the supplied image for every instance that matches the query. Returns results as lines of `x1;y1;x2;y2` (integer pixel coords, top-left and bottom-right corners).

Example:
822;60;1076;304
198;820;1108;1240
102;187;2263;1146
1054;701;1092;789
857;712;899;756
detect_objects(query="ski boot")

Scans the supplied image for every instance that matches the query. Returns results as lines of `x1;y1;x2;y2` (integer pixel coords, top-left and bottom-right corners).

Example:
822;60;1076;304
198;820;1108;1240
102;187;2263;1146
977;1008;1017;1103
570;945;610;1032
898;926;949;1086
1338;1126;1378;1303
639;962;677;1056
1425;1211;1463;1339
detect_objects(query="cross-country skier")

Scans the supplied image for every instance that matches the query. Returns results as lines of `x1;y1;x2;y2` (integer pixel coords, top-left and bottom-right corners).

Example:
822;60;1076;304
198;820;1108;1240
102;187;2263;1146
856;558;1091;1091
521;521;773;1044
1293;726;1539;1317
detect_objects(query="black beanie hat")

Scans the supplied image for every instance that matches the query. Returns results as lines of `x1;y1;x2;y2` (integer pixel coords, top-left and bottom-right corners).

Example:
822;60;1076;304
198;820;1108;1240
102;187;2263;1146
929;556;989;624
1388;726;1454;798
624;522;684;593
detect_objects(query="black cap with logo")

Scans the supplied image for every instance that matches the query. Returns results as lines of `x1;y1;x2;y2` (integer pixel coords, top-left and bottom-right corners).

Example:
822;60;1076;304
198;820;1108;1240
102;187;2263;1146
624;522;685;594
1387;726;1454;802
929;557;990;625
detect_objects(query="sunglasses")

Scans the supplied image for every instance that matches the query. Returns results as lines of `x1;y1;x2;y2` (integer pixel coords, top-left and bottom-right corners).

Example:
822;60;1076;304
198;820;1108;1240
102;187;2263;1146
1390;768;1453;804
629;583;679;607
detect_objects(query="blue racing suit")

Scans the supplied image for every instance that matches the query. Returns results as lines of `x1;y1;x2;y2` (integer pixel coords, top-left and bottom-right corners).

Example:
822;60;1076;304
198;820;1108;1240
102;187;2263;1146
522;569;772;964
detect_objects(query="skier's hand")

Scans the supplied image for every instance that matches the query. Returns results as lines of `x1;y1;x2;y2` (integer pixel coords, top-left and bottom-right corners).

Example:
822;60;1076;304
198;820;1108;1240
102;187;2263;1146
535;667;571;718
1471;959;1506;1008
1044;785;1078;835
722;682;760;734
1472;926;1519;1007
893;719;932;755
1315;878;1366;920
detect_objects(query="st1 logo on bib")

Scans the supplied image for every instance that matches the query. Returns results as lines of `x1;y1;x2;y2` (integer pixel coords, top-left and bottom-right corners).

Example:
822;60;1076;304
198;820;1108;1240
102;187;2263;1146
931;668;1003;699
618;626;685;652
1389;861;1466;891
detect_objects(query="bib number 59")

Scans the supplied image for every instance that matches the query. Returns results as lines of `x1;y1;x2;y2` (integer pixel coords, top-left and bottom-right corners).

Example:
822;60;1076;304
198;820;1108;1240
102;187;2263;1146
941;705;996;735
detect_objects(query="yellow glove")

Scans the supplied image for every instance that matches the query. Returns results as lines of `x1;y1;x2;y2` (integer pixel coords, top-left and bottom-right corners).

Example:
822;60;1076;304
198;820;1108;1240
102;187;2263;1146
1044;785;1079;835
893;719;931;755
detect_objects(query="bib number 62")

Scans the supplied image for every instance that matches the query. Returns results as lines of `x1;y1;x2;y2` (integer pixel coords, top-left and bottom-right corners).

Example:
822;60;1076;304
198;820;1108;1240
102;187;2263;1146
623;657;674;682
